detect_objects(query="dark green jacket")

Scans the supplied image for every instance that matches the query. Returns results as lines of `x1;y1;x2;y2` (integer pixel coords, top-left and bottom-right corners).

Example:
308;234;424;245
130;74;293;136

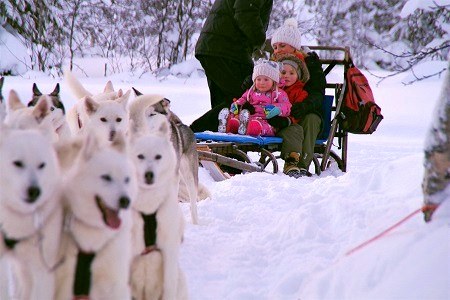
195;0;273;65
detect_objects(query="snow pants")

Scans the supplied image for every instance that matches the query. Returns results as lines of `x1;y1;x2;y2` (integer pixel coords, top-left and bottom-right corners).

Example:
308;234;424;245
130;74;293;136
277;113;321;169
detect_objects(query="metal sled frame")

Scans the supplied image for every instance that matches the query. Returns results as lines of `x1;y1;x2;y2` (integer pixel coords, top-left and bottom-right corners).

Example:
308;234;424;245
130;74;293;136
196;46;352;181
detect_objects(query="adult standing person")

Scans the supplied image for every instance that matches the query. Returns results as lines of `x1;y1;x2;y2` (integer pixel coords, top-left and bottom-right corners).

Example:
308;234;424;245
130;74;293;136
268;18;327;177
190;0;273;132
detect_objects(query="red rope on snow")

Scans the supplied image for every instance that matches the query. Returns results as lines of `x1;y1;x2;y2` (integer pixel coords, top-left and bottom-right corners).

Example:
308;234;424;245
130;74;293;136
345;208;421;256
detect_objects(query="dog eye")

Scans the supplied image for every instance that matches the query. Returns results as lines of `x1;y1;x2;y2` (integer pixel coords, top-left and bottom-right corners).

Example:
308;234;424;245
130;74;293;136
38;162;46;169
116;117;122;122
137;154;145;160
101;174;112;182
13;161;24;168
124;177;130;184
50;106;55;111
100;117;107;122
149;113;157;116
155;154;162;160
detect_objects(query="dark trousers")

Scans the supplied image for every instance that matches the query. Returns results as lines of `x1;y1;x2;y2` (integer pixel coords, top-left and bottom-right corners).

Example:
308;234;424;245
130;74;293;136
190;55;253;132
277;113;321;169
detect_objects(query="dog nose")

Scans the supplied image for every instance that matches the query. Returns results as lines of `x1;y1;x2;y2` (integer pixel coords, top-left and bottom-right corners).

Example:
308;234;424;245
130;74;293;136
27;186;41;203
109;130;116;141
119;196;130;209
144;171;154;185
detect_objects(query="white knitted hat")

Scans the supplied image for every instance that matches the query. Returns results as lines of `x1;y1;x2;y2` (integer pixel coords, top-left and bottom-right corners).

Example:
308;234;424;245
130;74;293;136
271;18;302;50
252;60;280;83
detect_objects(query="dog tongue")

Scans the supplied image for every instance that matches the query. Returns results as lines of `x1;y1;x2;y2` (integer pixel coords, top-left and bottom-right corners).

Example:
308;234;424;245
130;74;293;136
95;196;121;229
104;207;121;229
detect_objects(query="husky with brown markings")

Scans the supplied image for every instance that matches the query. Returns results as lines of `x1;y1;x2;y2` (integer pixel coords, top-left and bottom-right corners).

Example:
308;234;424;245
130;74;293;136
129;91;211;225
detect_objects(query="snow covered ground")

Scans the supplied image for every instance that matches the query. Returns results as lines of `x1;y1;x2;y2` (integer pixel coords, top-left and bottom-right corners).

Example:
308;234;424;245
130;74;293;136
1;58;449;299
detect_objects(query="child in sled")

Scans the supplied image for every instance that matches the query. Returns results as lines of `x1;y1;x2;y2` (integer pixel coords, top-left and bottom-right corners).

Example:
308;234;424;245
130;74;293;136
218;60;291;136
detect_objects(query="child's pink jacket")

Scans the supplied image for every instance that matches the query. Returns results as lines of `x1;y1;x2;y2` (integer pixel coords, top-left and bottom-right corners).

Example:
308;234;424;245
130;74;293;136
233;87;291;118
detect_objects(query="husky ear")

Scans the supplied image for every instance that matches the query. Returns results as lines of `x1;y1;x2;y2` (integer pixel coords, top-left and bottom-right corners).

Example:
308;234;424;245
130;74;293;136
32;97;50;123
32;83;42;96
160;98;171;114
132;87;143;96
111;131;127;153
84;96;99;115
118;90;131;107
8;90;25;111
50;83;60;96
103;81;114;93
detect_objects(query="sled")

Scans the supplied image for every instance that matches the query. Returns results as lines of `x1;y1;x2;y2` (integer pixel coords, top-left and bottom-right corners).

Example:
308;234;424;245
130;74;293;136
196;46;352;181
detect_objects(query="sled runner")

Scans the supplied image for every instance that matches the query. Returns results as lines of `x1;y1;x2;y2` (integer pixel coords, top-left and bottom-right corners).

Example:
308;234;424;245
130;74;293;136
196;46;358;181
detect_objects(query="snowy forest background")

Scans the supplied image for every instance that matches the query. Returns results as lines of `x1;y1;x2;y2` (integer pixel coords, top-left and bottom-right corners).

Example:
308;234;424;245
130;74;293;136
0;0;449;80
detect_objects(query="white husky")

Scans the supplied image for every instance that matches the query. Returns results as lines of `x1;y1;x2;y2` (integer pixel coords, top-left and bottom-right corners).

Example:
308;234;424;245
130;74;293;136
64;69;131;141
55;133;137;300
129;119;188;300
129;93;211;225
0;125;63;300
4;90;68;142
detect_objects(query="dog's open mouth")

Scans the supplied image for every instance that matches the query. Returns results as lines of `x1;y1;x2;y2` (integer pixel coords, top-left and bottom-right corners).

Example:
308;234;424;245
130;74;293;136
95;195;121;229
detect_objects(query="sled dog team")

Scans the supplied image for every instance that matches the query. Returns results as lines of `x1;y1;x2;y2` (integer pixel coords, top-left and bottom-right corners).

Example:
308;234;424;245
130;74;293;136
0;74;210;300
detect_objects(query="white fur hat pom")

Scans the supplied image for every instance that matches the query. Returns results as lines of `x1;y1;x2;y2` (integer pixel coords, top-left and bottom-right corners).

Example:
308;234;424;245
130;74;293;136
271;18;302;50
252;60;280;83
284;18;298;28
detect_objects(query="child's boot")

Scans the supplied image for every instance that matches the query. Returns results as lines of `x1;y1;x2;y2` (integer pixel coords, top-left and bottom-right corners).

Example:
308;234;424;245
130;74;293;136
238;109;250;135
283;152;302;178
227;117;239;133
218;108;230;133
246;119;263;136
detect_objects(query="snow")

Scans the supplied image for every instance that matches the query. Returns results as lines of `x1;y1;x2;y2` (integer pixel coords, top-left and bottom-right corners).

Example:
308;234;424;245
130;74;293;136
1;57;449;299
0;27;30;75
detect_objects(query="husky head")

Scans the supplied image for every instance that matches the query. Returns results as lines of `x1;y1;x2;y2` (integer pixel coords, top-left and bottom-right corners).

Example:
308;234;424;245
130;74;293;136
4;90;62;141
131;119;177;189
5;90;51;127
82;90;130;141
0;126;60;214
28;83;65;114
66;132;136;230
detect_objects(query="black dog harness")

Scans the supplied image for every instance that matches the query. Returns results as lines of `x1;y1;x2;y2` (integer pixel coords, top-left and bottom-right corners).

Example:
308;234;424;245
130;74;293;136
2;232;20;250
140;212;159;255
73;250;96;298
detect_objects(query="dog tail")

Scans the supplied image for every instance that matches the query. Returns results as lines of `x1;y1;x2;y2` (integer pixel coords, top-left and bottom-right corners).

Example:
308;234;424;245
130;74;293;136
63;68;93;100
198;182;211;201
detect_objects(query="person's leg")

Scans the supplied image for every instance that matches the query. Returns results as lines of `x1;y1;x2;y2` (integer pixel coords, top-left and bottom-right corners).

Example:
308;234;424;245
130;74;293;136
259;119;275;136
276;124;304;159
190;56;253;132
298;114;321;169
276;124;304;176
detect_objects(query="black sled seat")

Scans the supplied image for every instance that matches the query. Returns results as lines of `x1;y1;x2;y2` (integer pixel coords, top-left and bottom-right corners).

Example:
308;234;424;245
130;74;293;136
196;46;352;181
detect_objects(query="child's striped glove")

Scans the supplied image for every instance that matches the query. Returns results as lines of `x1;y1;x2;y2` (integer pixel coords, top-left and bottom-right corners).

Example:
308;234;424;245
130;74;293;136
264;105;281;119
230;102;239;115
